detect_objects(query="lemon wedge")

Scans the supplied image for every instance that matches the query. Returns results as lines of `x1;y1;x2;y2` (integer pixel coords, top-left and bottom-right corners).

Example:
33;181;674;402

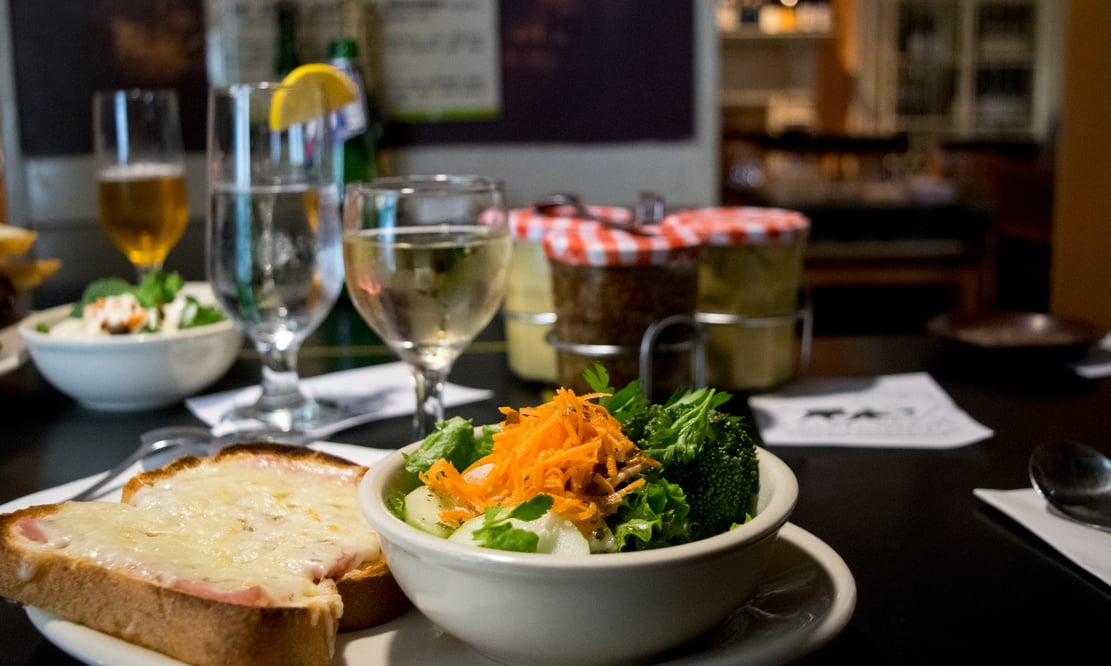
269;63;359;131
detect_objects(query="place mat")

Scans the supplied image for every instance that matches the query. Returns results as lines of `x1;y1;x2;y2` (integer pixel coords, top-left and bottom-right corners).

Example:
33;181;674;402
186;362;493;439
974;487;1111;588
1072;332;1111;378
748;372;993;449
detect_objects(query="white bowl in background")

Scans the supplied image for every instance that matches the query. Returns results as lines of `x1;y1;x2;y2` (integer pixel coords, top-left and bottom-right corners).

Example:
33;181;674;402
360;441;798;665
18;283;242;411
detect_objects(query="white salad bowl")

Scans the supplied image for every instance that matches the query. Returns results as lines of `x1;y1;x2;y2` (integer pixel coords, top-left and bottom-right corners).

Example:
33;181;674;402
359;441;799;665
18;283;241;411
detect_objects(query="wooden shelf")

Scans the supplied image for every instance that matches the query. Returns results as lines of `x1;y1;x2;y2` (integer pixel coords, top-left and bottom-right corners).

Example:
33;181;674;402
720;29;834;42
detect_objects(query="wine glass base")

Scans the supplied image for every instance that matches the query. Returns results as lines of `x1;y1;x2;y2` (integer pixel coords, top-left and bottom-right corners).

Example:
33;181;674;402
221;397;351;435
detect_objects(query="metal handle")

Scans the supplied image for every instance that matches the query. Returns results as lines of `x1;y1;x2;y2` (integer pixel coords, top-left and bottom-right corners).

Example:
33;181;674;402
692;294;814;384
639;314;706;398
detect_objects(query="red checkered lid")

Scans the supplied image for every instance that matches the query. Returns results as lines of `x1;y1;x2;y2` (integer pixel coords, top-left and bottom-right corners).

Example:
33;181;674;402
508;205;633;241
543;222;702;267
661;206;810;246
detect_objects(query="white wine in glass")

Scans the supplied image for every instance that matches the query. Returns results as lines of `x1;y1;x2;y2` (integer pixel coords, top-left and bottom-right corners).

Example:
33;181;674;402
206;81;344;432
93;89;188;280
343;176;512;439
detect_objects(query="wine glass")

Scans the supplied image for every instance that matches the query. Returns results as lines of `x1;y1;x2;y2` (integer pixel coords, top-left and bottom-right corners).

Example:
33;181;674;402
92;88;188;281
205;81;345;432
343;175;512;439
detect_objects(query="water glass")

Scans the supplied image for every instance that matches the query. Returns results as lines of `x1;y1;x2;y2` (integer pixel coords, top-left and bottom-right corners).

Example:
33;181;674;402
205;82;344;432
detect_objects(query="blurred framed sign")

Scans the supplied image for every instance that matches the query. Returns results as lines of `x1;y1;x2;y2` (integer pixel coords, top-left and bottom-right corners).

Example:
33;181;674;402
376;0;502;122
385;0;695;145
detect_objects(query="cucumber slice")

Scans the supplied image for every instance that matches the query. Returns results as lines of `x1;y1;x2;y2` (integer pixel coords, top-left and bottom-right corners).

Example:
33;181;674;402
448;509;591;555
403;486;456;538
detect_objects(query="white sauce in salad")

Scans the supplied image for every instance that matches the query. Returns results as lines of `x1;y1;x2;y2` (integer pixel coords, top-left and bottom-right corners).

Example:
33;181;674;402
47;291;208;339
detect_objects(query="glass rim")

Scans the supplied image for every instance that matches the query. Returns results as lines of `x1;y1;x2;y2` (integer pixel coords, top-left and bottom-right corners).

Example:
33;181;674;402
210;81;320;94
348;174;505;196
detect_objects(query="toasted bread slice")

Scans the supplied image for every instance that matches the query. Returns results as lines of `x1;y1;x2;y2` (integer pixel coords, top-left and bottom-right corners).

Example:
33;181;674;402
0;225;36;256
0;256;61;291
0;443;410;666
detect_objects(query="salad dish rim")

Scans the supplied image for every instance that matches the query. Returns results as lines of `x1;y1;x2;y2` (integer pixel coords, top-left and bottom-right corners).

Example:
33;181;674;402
360;441;798;571
19;300;236;349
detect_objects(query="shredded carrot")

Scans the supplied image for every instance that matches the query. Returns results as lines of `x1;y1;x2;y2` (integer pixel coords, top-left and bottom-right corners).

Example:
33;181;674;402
419;388;659;533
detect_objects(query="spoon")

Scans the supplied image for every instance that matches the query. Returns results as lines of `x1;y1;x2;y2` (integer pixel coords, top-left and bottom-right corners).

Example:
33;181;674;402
68;426;213;501
533;192;658;235
1028;440;1111;531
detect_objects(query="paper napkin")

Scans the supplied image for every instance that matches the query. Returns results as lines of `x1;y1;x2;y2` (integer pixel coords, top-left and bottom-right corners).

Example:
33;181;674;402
748;372;993;449
974;487;1111;588
186;362;493;439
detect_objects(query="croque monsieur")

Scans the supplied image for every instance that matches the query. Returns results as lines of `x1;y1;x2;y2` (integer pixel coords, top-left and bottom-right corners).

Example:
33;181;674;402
0;444;410;665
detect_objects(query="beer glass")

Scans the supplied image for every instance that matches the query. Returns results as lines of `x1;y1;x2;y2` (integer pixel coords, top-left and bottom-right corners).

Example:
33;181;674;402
206;82;344;432
93;89;188;280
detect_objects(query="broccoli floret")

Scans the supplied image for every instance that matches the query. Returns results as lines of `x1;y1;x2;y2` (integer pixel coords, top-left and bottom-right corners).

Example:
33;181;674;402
582;364;760;543
663;410;758;538
639;389;760;539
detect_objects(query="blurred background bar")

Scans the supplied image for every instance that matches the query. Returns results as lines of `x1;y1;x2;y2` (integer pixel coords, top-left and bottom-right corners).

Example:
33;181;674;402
2;0;1109;336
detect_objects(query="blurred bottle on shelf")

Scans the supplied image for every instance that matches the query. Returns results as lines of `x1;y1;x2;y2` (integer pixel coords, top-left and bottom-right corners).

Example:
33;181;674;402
795;0;832;33
754;0;831;35
759;1;795;34
343;0;392;178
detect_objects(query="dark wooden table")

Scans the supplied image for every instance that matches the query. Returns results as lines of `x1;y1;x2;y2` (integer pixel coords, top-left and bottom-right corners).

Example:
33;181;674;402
2;304;1110;665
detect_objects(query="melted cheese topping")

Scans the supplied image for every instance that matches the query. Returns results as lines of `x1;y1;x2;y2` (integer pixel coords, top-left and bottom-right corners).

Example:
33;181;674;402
17;455;379;608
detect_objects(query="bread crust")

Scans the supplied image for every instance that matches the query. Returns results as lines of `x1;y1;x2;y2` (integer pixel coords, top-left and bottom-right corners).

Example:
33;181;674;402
0;443;411;665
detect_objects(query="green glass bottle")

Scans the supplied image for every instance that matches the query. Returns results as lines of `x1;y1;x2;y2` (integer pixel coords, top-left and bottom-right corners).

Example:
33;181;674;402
329;38;379;197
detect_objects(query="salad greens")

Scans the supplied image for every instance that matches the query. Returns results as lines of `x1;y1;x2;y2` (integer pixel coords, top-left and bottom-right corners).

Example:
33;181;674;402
403;417;495;476
471;495;554;552
587;365;760;542
69;271;225;330
397;365;760;554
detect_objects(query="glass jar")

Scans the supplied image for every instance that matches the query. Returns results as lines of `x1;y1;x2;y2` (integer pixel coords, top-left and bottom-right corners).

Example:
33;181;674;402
504;205;632;384
544;223;702;397
662;207;810;391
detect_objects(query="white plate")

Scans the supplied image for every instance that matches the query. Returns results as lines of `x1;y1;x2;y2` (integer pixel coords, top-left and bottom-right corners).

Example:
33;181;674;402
26;523;853;666
0;319;29;374
14;442;856;666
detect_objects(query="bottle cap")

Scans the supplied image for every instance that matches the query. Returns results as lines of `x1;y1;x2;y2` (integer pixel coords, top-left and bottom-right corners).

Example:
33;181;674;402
329;38;358;59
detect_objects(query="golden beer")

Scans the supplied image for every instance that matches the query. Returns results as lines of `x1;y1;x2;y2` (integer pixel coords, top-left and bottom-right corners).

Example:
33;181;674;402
97;163;188;269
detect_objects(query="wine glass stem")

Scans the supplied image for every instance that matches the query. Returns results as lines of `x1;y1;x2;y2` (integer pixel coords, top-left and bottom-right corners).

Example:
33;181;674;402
411;366;450;439
256;343;309;413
